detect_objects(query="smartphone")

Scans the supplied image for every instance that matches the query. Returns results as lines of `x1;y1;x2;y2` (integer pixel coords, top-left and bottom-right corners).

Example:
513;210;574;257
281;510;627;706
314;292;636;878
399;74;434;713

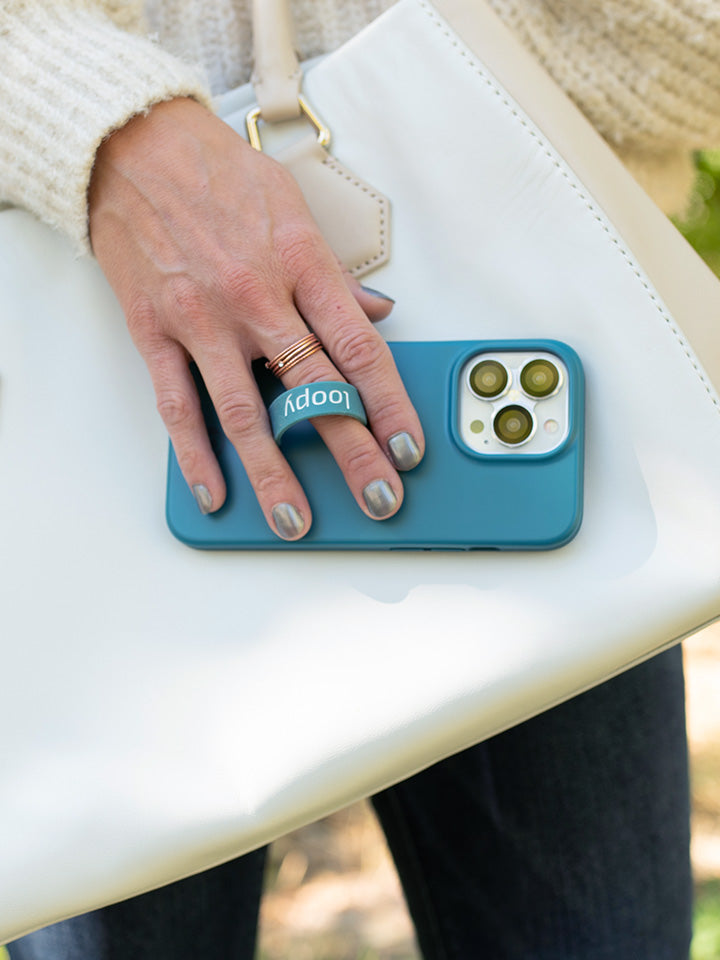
166;340;584;550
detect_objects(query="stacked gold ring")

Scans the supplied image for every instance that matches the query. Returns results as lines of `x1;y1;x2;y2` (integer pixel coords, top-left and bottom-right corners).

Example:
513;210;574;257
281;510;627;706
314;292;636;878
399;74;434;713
265;333;324;377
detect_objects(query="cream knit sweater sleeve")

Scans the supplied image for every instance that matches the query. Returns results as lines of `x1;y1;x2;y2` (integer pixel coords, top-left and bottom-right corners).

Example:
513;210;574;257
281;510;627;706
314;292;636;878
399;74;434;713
0;0;212;251
4;0;720;249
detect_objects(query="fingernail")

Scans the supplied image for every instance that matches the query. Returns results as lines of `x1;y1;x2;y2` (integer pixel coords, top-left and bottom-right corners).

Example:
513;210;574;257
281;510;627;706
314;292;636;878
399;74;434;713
272;503;305;540
192;484;213;515
388;432;422;471
363;479;398;519
360;285;395;304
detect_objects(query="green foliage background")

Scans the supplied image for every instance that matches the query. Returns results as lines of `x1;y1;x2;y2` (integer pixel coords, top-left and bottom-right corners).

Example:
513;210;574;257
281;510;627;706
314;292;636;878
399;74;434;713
674;151;720;274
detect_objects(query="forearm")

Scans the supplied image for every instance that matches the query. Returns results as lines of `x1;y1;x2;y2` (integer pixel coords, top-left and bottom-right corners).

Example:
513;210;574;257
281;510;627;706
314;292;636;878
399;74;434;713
0;0;212;251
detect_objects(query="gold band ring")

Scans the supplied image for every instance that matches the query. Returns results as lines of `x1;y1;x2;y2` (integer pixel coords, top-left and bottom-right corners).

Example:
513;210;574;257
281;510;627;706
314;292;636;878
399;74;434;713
265;333;324;378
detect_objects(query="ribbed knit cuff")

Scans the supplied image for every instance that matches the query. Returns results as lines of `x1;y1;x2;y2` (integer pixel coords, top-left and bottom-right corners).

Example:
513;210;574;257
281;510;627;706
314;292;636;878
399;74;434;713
0;2;214;253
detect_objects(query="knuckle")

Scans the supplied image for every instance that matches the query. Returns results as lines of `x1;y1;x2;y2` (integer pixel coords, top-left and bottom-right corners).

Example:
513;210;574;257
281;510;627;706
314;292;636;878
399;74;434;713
125;297;160;345
371;393;408;427
175;445;204;480
215;260;275;314
275;226;325;280
156;389;196;431
342;438;382;479
215;391;264;440
332;326;387;378
160;274;207;321
251;464;292;501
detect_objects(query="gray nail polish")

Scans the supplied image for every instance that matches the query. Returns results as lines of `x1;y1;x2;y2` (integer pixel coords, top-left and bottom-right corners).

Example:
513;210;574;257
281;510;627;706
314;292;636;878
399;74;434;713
360;285;395;304
363;479;398;519
192;484;213;515
388;431;422;471
272;503;305;540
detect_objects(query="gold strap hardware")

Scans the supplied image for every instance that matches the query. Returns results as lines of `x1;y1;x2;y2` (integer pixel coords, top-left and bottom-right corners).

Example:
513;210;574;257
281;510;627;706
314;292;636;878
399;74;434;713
245;95;332;152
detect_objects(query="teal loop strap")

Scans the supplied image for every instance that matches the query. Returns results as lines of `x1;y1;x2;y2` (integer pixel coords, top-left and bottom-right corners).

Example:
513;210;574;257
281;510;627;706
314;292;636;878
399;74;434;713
269;381;367;442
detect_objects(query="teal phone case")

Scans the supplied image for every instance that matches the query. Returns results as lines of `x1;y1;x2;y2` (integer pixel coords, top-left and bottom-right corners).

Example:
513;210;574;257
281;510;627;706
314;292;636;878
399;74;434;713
166;340;584;550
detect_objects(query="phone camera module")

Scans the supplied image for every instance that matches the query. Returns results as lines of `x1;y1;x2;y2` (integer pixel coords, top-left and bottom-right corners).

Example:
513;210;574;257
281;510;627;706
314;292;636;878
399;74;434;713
469;359;508;398
494;405;534;445
520;358;560;398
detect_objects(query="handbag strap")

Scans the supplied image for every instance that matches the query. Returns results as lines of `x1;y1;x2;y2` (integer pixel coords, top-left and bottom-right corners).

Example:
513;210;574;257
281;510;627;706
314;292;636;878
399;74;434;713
245;0;391;278
251;0;303;122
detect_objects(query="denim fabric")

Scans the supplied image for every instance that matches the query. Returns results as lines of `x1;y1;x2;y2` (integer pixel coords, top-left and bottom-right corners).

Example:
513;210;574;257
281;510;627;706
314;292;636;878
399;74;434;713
372;645;692;960
6;851;267;960
8;647;691;960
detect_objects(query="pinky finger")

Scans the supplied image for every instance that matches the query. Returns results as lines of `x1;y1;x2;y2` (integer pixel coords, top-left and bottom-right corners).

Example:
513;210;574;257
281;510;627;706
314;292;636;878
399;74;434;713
148;343;227;514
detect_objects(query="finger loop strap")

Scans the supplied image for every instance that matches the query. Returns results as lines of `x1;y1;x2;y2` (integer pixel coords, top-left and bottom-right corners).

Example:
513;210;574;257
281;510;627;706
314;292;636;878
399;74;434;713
269;382;367;442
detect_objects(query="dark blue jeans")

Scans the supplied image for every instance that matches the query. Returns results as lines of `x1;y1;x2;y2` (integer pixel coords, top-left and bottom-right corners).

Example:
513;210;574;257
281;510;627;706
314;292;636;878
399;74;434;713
8;647;691;960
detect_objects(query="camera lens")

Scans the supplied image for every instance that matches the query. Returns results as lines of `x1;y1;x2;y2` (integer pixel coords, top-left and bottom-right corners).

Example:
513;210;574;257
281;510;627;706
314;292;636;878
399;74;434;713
469;359;508;398
494;405;534;445
520;358;560;398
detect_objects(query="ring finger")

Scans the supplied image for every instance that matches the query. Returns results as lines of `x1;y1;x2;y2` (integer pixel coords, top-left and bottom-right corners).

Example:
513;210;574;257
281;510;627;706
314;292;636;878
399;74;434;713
262;323;405;521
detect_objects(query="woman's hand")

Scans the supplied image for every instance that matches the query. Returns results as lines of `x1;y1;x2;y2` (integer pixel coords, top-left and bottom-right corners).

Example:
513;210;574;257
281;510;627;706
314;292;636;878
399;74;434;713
89;97;424;540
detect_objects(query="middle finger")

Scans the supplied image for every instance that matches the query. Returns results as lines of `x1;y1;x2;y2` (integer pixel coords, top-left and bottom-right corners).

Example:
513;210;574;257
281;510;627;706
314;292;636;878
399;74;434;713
260;319;405;520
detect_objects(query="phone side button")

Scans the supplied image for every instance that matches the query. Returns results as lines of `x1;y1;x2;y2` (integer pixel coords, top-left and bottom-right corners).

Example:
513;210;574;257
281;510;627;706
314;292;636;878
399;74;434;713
389;547;469;552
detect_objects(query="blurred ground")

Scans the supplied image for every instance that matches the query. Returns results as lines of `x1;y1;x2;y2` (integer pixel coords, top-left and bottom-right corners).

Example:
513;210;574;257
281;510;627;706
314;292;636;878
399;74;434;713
258;623;720;960
260;804;418;960
687;624;720;883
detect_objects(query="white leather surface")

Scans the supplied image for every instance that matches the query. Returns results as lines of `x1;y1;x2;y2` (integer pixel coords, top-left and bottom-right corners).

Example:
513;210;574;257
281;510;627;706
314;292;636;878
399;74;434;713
1;0;720;942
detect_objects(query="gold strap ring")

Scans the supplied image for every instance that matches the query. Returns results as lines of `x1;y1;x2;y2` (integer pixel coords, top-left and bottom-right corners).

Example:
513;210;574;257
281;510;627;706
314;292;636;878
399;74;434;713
245;95;331;152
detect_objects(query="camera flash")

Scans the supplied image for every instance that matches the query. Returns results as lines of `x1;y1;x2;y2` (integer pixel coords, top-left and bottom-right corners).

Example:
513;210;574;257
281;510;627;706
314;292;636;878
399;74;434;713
470;419;485;434
544;419;559;434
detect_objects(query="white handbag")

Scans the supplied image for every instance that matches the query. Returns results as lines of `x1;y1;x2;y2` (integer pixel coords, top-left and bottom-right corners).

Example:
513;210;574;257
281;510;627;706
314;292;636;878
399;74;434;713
1;0;720;943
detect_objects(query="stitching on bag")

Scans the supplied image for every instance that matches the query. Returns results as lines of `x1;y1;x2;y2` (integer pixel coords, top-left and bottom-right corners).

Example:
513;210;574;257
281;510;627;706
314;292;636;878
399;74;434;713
418;0;720;414
322;154;389;274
